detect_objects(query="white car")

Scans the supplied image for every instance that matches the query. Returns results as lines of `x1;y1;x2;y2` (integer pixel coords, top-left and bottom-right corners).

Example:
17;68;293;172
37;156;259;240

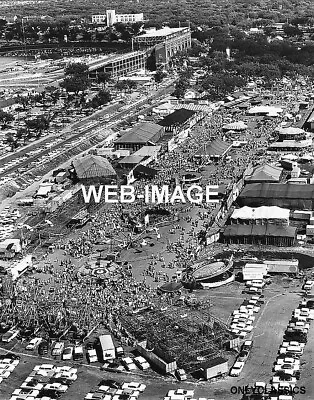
26;337;42;350
51;342;64;356
12;389;40;398
54;371;78;381
303;280;314;290
134;356;150;370
0;363;15;372
87;349;98;363
0;358;19;367
230;361;245;377
274;363;299;374
44;382;68;392
122;382;146;392
33;364;55;372
167;389;194;397
122;357;137;371
276;357;300;366
55;366;77;374
0;369;10;379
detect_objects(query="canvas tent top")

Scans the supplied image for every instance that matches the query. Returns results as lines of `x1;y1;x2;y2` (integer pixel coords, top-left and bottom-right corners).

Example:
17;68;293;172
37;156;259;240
73;155;116;179
222;121;248;131
231;206;289;221
276;126;305;136
268;141;310;149
197;139;232;157
244;164;283;183
248;105;283;115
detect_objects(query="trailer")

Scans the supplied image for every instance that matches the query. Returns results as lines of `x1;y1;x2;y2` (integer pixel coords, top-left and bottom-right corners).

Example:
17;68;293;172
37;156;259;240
99;334;115;361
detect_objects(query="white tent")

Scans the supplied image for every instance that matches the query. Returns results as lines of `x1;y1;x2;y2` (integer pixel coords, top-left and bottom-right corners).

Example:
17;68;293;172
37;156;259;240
222;121;248;131
231;206;290;222
248;105;283;115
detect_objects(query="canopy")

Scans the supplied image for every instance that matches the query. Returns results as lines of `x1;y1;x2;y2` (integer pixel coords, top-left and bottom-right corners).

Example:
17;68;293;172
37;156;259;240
222;121;248;131
248;106;283;115
197;139;232;158
159;282;183;293
231;206;289;221
244;164;283;183
276;126;305;136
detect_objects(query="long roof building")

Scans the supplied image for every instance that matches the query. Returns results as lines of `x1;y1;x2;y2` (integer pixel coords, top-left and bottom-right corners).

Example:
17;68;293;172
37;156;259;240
238;183;314;210
114;122;164;152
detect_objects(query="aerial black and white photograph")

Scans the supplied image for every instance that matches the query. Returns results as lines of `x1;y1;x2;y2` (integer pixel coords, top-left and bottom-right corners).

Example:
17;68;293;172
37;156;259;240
0;0;314;399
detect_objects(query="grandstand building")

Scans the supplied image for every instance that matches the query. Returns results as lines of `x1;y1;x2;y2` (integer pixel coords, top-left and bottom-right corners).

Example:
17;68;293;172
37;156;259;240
88;51;147;79
133;27;191;66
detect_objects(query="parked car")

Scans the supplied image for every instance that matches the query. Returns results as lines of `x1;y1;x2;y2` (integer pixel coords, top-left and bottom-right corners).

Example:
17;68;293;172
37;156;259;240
230;361;245;377
121;357;137;371
38;341;49;355
87;349;98;363
26;337;42;350
134;356;150;370
101;362;124;373
175;368;187;381
62;347;73;361
51;342;64;356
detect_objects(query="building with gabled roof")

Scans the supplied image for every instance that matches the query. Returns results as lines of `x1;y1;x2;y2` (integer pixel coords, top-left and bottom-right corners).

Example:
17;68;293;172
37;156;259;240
114;122;164;152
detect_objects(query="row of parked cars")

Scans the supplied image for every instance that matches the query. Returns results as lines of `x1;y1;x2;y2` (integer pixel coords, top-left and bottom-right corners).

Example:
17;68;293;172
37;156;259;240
84;379;146;400
242;299;314;400
229;280;266;377
0;353;20;383
10;363;78;400
24;337;85;362
269;299;314;398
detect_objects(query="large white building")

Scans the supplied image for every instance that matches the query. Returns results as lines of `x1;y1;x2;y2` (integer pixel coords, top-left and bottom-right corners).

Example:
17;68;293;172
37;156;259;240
92;10;144;26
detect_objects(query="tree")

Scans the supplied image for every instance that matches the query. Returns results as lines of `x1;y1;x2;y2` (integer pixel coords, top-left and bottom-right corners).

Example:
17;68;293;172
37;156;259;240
115;81;129;92
155;69;167;83
173;78;189;99
201;72;245;99
283;24;302;37
97;72;112;85
0;110;14;126
60;75;90;94
25;115;49;137
65;62;89;77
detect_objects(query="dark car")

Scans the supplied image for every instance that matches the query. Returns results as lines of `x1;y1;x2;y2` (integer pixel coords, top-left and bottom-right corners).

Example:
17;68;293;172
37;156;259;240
38;341;49;355
49;377;72;386
237;350;249;362
307;300;314;309
98;379;121;389
39;389;61;398
3;353;20;360
85;341;94;350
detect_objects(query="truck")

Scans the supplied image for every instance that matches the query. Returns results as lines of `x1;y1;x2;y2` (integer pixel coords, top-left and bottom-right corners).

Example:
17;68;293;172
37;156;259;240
99;334;115;362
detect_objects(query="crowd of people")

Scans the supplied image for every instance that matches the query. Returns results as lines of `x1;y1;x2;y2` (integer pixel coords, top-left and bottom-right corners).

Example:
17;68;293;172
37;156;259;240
2;78;314;341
